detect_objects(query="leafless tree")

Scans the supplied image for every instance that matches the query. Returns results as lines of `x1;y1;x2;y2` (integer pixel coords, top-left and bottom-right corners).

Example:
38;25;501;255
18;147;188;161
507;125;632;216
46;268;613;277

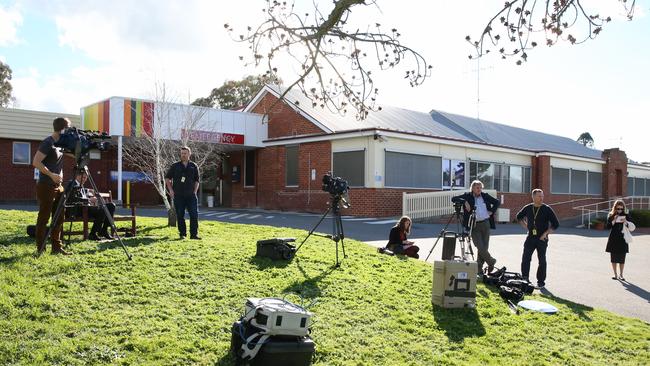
225;0;432;120
121;83;224;224
467;0;637;64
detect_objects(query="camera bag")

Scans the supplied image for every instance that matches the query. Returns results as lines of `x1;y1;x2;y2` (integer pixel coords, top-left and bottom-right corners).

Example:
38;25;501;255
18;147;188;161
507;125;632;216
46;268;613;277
256;238;296;260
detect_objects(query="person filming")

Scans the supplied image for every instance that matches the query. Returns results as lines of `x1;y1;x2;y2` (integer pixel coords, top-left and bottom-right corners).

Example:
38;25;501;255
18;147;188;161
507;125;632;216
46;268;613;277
32;117;73;256
452;180;500;275
386;216;420;259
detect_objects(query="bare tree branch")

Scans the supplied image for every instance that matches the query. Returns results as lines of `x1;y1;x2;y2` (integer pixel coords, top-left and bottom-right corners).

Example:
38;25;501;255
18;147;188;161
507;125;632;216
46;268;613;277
467;0;637;65
226;0;432;120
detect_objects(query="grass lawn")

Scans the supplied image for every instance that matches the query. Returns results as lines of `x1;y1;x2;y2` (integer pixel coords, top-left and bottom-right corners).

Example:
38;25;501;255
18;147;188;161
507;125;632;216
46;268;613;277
1;209;649;365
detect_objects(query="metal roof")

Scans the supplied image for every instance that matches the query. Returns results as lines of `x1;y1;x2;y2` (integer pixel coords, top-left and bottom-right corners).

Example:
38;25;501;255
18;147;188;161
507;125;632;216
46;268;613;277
258;85;603;160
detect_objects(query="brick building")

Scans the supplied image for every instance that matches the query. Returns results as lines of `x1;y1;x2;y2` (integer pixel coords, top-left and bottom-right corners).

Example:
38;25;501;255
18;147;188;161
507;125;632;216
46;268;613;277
2;87;649;220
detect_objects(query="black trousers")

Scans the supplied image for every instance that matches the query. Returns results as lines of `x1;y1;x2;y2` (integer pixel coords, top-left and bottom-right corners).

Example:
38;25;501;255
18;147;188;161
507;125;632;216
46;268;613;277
174;194;198;237
521;236;548;286
86;202;116;234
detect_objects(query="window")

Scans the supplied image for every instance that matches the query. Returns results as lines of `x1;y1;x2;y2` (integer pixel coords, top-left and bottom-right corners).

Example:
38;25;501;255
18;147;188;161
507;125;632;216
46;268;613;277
634;177;646;196
551;167;570;193
570;170;587;194
442;159;465;188
587;172;602;195
285;145;299;186
385;151;441;188
627;177;634;196
509;166;522;193
469;162;495;189
523;167;532;193
244;150;255;186
333;150;365;187
12;142;31;165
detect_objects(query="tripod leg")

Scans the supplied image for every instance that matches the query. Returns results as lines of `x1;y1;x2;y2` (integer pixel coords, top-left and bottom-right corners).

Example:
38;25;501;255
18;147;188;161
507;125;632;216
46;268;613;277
425;213;455;261
295;206;332;253
333;211;339;267
336;213;347;259
85;167;132;260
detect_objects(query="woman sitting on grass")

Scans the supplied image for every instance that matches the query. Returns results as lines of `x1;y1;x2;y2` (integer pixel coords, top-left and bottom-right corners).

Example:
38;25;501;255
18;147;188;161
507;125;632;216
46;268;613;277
386;216;420;259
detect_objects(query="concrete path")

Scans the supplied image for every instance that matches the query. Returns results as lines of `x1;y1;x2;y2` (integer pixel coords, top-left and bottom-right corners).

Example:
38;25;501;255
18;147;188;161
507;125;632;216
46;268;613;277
3;204;648;322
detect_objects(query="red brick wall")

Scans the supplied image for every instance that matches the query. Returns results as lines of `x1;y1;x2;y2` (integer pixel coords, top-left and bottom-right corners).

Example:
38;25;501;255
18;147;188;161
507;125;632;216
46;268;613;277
251;93;325;138
0;139;41;201
602;148;627;198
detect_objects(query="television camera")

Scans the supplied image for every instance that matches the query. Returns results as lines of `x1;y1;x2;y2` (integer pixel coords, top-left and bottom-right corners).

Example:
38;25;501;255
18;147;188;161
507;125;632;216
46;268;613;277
54;127;112;167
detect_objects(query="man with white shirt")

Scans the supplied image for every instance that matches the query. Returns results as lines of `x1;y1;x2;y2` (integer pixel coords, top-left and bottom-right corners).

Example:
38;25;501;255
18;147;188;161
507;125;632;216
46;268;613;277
452;180;500;275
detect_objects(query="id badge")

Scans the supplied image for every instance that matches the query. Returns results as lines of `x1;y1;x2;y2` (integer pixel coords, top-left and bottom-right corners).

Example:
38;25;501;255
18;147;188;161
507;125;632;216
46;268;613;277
532;229;537;236
181;176;186;183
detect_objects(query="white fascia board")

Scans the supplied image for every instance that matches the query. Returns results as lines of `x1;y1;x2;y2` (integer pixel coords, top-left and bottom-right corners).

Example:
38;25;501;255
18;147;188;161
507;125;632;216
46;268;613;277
263;130;377;146
243;86;333;134
628;163;650;171
535;151;604;164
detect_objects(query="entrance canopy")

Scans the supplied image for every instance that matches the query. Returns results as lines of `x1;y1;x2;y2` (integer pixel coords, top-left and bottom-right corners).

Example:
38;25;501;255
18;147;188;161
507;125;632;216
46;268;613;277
80;96;267;147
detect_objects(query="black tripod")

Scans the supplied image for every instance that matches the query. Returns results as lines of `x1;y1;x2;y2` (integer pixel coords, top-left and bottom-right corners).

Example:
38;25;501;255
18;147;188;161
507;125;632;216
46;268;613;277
425;203;475;262
295;194;347;267
41;164;132;260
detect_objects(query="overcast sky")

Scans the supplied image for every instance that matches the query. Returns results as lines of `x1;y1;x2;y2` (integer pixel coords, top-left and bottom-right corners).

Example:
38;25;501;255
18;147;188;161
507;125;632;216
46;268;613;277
1;0;648;162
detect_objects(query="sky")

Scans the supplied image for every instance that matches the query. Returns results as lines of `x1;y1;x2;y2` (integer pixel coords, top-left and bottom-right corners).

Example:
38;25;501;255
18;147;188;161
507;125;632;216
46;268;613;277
1;0;649;162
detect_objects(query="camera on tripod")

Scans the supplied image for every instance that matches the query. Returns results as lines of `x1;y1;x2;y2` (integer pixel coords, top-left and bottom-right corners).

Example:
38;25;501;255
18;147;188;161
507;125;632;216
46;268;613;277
54;127;112;165
451;196;466;215
321;172;349;196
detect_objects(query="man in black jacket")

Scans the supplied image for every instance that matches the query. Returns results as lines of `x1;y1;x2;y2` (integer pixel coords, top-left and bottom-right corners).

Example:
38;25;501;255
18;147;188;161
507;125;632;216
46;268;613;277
516;189;560;289
452;180;500;275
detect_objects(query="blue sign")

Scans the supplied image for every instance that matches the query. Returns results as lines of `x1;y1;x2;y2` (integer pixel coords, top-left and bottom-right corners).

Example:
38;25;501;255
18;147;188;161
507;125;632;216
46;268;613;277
110;171;151;182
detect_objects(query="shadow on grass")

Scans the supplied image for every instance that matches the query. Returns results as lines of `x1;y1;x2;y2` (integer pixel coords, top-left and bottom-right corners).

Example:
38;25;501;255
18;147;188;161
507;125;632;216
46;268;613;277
0;252;33;266
620;281;650;303
214;353;234;366
432;305;486;342
0;235;33;247
77;237;159;255
539;287;593;321
134;225;168;236
248;255;293;269
283;258;337;299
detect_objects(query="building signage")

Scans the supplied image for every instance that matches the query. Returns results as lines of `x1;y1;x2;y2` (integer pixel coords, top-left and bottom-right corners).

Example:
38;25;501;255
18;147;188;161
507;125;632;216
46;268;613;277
181;129;245;145
110;171;151;182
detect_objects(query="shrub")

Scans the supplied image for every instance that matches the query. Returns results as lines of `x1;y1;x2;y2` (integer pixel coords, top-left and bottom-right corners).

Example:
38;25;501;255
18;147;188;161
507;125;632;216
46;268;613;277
629;209;650;227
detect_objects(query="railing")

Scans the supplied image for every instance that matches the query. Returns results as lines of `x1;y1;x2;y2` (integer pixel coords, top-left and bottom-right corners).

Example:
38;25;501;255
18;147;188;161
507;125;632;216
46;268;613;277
573;196;650;229
402;189;497;221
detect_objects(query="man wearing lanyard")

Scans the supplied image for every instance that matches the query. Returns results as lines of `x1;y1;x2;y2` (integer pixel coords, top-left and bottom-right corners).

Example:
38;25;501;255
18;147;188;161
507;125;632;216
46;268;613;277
516;189;560;289
452;180;500;276
165;146;201;240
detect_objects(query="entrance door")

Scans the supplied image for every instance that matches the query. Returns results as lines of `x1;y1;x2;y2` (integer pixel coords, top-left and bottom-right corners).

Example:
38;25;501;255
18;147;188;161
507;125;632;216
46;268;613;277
221;157;232;207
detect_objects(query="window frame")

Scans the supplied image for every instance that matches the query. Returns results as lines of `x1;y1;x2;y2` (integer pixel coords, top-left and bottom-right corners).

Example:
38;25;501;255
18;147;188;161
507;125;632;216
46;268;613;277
12;141;31;165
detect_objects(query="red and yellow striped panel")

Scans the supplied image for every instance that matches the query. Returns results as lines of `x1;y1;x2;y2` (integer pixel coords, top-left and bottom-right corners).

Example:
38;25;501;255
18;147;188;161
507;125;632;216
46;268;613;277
83;100;110;133
123;99;154;137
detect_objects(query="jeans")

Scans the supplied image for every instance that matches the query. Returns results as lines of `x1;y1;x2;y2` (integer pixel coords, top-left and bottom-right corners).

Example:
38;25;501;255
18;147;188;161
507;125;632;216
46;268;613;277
521;236;548;286
174;194;198;237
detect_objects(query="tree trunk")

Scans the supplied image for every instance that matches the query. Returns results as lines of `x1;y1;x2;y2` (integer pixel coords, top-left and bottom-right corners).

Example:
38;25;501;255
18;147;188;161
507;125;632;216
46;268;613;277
168;207;177;227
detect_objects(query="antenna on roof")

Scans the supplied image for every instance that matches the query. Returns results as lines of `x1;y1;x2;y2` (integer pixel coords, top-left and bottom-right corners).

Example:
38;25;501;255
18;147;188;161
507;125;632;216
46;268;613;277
469;57;493;120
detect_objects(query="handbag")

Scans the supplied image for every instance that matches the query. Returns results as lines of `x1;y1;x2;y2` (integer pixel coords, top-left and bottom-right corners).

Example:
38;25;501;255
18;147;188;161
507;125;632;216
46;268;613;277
622;221;635;244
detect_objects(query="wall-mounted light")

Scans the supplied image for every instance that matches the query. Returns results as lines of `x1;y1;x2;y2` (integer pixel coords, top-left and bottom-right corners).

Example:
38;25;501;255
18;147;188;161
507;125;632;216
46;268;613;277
373;133;387;143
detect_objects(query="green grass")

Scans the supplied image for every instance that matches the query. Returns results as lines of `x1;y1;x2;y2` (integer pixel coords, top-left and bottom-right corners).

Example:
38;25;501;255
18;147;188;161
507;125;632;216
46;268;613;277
1;209;649;366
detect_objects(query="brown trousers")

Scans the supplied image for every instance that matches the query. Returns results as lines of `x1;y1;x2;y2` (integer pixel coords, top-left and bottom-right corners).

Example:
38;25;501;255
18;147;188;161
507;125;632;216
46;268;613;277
36;181;65;252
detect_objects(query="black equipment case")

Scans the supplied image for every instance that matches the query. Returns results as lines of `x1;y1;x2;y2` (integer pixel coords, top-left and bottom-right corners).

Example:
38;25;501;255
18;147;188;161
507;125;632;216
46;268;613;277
231;321;315;366
256;238;296;260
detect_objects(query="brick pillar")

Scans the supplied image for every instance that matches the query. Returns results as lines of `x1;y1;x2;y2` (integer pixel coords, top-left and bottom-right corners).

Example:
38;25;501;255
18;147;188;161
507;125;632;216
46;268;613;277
601;148;628;199
532;155;551;194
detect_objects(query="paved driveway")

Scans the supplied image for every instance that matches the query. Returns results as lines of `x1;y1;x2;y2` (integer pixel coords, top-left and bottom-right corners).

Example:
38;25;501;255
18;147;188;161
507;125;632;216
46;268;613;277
4;204;649;322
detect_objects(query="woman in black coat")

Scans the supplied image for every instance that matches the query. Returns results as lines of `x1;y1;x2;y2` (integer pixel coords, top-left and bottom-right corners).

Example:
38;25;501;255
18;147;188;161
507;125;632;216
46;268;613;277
606;200;633;281
386;216;420;259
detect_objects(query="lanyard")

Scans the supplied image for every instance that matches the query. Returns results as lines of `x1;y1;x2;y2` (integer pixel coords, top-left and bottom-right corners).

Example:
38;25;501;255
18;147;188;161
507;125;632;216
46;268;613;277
532;205;541;229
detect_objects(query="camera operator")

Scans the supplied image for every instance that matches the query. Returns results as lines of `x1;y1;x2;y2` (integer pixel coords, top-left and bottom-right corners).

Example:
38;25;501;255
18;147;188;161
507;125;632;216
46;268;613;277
452;180;500;275
32;117;73;256
70;171;116;240
516;189;559;289
386;216;420;259
165;146;201;240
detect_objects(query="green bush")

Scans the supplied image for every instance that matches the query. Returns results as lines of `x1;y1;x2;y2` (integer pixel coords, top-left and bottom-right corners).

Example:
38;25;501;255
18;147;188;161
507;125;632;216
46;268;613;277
629;209;650;227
